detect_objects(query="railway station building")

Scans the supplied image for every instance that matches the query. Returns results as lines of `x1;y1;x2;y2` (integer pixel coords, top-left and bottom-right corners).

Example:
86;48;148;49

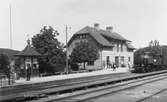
68;24;135;70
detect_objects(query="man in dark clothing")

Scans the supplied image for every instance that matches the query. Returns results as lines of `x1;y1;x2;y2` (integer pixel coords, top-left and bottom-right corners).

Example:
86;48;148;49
113;63;116;71
26;64;31;81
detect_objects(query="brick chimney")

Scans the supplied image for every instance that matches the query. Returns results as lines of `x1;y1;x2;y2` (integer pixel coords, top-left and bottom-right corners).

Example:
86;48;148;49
106;26;113;32
94;23;100;30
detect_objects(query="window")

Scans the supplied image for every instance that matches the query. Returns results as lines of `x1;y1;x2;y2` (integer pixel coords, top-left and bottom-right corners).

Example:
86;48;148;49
33;64;37;69
78;34;87;39
79;35;82;39
106;56;110;64
121;56;124;62
121;44;123;52
85;34;87;38
115;56;119;66
76;35;79;39
82;34;87;38
81;35;84;38
128;57;131;62
128;49;133;52
117;44;119;52
87;61;94;66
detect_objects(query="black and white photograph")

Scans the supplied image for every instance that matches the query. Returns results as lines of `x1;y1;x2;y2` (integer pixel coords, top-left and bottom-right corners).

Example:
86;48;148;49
0;0;167;102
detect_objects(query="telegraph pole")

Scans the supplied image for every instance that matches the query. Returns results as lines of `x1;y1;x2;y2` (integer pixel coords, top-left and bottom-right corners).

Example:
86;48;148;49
160;44;163;64
9;3;13;49
65;25;71;74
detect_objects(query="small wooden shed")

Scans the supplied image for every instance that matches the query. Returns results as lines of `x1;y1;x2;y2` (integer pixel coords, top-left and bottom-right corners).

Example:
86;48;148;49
15;39;41;78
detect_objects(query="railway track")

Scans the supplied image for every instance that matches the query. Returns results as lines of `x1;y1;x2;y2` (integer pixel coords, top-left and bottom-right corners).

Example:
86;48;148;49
1;70;167;102
56;72;167;102
0;72;130;101
37;71;167;102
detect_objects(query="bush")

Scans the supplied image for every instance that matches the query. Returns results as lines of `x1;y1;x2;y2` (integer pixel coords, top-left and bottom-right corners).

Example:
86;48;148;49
70;63;79;71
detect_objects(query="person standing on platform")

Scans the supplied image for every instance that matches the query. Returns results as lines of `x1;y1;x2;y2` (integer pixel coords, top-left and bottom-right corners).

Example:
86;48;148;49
113;63;116;71
27;64;31;81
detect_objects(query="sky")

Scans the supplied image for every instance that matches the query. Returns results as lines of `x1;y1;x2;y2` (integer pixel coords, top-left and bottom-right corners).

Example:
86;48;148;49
0;0;167;51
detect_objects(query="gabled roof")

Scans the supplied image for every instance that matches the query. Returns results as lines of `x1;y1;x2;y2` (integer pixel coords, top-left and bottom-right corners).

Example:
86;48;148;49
75;26;114;46
69;26;128;47
15;45;41;57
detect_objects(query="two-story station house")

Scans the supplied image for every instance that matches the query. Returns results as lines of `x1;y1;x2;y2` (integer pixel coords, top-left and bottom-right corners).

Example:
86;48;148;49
68;24;135;70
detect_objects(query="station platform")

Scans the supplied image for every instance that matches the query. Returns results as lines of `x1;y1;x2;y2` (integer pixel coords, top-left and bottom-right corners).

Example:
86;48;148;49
14;67;129;85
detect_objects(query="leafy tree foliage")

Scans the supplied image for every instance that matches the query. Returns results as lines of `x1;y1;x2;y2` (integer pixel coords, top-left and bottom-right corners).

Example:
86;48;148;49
149;40;159;47
32;26;66;73
70;41;99;69
0;53;10;78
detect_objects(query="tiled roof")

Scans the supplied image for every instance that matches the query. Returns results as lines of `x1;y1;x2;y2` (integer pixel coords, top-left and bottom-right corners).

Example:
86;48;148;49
15;45;41;57
73;26;127;47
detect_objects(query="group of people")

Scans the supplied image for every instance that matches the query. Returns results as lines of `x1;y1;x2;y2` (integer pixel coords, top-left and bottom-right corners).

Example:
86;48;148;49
106;62;132;70
106;62;118;71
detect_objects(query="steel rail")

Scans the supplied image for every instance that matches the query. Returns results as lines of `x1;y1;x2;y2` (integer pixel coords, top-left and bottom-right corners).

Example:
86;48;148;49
0;73;129;93
1;70;167;102
75;73;167;102
0;73;129;101
28;71;167;102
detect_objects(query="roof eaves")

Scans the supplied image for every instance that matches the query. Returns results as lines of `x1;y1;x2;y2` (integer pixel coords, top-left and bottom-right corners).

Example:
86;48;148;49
127;44;136;50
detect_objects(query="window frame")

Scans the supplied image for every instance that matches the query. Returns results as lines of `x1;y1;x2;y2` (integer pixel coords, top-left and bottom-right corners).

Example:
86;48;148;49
87;61;95;66
128;57;131;62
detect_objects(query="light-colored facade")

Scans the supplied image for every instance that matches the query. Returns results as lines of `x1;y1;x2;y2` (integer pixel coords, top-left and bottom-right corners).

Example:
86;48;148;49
68;24;135;70
101;43;134;69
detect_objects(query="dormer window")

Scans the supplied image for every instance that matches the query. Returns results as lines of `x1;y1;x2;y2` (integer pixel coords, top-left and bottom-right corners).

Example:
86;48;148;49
77;34;87;39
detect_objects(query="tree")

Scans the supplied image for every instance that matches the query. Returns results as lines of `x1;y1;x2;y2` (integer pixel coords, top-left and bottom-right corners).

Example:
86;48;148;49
70;41;99;69
32;26;66;73
149;40;159;47
0;53;11;83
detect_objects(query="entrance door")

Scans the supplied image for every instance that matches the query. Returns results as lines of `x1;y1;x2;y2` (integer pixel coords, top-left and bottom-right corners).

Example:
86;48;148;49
106;56;110;68
115;56;119;67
